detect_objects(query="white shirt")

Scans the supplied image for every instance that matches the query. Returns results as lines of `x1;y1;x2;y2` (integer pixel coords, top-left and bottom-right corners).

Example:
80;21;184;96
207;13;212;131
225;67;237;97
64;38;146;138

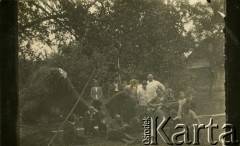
95;87;98;99
137;84;150;106
146;80;165;101
114;82;119;91
177;98;187;118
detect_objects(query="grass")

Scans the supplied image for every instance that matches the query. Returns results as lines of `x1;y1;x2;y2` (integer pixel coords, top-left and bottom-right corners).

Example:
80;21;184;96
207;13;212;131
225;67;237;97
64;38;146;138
20;90;226;146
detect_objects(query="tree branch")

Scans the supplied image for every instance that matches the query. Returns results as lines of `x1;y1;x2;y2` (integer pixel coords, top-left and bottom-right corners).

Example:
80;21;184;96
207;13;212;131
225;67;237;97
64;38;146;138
19;14;66;32
86;0;99;9
19;1;100;39
28;2;75;36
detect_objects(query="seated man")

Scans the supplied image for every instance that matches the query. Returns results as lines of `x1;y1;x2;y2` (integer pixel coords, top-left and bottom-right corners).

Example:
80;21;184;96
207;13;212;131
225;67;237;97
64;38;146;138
147;88;168;119
63;115;87;145
185;86;196;110
181;104;200;140
148;88;167;110
63;115;77;145
107;114;135;144
82;106;106;137
181;104;200;126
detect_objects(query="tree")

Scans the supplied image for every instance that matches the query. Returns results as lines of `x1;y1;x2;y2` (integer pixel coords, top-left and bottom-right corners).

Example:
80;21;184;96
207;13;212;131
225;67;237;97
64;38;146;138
18;0;224;92
176;0;225;94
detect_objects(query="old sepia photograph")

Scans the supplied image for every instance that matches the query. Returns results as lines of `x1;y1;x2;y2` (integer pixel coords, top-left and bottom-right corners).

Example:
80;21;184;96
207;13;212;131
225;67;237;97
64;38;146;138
18;0;227;145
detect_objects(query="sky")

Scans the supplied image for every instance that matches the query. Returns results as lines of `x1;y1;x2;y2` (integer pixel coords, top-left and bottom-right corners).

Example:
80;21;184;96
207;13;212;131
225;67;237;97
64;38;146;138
189;0;207;5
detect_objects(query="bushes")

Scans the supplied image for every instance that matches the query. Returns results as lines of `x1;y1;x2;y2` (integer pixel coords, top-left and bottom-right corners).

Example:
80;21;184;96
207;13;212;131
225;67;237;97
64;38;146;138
19;66;88;124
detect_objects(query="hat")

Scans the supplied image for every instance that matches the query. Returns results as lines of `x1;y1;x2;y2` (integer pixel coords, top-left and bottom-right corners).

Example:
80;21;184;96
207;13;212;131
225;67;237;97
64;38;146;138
129;79;138;85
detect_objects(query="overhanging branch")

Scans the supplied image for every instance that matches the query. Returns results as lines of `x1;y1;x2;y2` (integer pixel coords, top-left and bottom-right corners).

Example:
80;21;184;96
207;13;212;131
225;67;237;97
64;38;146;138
21;2;76;36
19;14;67;31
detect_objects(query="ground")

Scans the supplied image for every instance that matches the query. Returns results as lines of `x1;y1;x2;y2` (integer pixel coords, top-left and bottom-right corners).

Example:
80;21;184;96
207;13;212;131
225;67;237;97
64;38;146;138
20;90;226;146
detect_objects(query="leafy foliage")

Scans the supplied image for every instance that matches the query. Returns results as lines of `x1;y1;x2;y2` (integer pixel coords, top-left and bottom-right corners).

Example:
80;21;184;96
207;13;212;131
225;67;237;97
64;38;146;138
18;0;224;93
20;66;88;124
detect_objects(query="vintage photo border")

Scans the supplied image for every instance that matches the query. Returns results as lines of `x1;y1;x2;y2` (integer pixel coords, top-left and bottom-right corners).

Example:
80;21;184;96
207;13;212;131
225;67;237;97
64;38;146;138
0;0;240;145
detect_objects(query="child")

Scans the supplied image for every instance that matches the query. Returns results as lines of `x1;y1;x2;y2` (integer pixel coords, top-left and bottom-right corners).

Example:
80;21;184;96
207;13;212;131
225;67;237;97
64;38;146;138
174;91;187;120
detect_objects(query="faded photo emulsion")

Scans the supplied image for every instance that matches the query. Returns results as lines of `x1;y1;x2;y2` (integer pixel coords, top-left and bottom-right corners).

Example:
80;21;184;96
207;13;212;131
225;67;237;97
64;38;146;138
18;0;229;145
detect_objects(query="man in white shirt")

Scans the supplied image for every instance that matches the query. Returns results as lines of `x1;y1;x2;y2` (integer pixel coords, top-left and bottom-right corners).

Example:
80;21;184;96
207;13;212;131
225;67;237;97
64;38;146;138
137;80;149;106
90;80;103;110
146;74;165;102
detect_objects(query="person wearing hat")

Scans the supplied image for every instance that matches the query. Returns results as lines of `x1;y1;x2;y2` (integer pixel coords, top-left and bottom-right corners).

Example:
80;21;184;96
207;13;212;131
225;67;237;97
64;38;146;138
123;79;139;113
124;79;139;99
83;106;106;137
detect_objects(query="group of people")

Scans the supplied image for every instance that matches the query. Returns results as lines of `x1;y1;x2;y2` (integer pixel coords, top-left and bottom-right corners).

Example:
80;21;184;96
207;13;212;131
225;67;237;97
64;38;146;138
82;73;200;144
89;74;169;110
